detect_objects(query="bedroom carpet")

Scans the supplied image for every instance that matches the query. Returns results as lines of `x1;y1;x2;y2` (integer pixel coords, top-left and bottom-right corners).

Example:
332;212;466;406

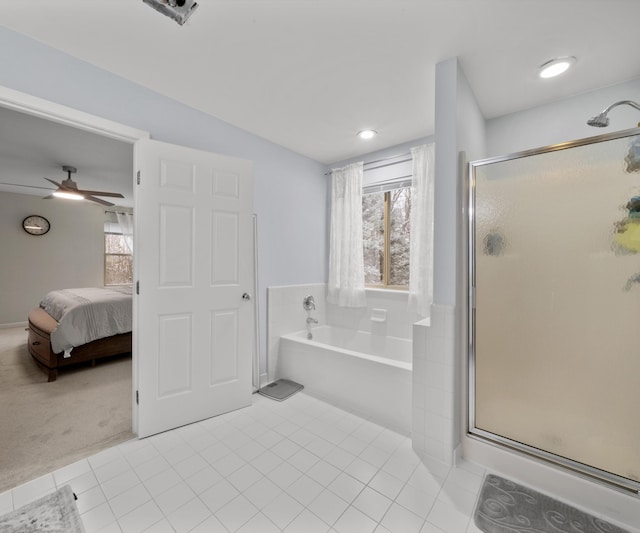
0;326;134;495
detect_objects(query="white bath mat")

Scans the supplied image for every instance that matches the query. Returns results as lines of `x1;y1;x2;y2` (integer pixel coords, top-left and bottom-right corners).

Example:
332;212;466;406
258;379;304;401
0;485;84;532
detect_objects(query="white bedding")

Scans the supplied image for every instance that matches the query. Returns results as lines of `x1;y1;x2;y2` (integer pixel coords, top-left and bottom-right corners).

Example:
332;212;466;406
39;286;133;354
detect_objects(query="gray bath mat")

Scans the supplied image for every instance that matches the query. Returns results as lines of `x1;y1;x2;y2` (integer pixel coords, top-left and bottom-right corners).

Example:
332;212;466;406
258;379;304;401
0;484;84;532
474;474;631;533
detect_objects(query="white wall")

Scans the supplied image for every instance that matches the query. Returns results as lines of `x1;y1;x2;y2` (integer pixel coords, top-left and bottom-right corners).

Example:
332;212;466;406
0;191;104;324
329;136;434;181
0;26;328;373
412;57;487;465
487;77;640;158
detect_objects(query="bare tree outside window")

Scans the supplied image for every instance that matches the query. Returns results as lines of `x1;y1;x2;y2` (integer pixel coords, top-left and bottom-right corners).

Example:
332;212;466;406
105;232;133;285
389;187;411;286
362;186;411;288
363;193;384;285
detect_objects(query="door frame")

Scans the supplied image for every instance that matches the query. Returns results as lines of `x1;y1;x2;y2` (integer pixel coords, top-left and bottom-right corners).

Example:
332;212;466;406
0;84;150;434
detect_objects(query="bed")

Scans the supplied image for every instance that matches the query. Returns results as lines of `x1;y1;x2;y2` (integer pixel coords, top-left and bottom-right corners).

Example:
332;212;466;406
27;286;133;382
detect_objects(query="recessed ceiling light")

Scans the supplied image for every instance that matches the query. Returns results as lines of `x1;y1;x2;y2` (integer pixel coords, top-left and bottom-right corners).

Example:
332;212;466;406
539;56;576;79
357;129;377;140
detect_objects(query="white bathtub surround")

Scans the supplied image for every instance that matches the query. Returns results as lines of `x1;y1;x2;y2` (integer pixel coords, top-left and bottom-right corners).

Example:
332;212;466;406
268;284;420;382
326;288;421;340
266;284;327;384
269;285;419;434
412;304;457;465
278;326;412;434
370;308;387;323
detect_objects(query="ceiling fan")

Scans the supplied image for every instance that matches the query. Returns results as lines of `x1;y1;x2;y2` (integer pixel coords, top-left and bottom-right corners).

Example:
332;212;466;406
42;165;124;206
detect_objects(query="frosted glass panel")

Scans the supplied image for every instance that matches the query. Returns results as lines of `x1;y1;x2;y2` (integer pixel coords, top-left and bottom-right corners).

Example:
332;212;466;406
472;131;640;486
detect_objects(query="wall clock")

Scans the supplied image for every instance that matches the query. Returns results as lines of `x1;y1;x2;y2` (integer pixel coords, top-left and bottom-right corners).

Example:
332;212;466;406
22;215;51;236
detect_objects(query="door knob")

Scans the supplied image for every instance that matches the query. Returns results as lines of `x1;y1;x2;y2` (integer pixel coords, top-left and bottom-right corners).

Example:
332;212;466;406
242;292;251;301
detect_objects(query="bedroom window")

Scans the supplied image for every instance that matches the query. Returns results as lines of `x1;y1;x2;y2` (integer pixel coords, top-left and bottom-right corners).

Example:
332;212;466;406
104;211;133;288
104;231;133;285
362;186;411;288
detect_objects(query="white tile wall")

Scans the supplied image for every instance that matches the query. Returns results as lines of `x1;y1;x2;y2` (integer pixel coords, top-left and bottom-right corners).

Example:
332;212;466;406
325;289;421;340
412;304;457;465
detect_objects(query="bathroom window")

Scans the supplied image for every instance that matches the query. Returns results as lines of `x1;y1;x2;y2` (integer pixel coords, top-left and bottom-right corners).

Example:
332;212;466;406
362;186;411;288
104;229;133;285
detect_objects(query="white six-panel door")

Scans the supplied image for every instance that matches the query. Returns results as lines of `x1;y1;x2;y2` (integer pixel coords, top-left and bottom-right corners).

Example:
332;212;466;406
135;139;254;438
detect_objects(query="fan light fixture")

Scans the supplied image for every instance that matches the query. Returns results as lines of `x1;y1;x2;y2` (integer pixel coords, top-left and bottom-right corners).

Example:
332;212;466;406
53;190;84;201
539;57;576;79
45;165;125;206
142;0;198;25
357;130;377;140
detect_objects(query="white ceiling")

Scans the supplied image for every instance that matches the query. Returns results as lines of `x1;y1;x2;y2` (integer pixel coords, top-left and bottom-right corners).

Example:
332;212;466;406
1;0;640;203
0;106;133;206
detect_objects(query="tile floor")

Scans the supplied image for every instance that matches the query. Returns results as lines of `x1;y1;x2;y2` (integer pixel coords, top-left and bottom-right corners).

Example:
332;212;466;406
0;392;632;533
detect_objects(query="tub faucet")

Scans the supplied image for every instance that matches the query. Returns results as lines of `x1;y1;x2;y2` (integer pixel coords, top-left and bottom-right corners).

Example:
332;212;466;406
306;317;318;325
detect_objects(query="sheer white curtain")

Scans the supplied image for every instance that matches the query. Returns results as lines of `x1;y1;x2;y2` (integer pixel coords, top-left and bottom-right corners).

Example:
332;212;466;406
327;162;366;307
115;212;134;253
408;143;435;317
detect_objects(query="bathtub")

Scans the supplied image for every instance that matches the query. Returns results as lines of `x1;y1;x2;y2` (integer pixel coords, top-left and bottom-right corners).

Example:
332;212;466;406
278;326;412;434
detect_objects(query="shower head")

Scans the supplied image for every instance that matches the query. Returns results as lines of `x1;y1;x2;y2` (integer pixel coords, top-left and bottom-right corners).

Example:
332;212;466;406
586;100;640;128
586;113;609;127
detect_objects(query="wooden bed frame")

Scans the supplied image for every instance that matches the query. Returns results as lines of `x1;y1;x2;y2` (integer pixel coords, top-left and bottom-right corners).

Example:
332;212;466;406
27;307;132;382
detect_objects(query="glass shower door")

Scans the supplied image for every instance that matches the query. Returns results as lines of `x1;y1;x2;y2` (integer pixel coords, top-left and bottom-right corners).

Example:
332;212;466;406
469;128;640;490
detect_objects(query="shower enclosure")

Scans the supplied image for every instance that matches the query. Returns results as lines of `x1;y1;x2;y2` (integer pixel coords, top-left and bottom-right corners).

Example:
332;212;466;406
468;127;640;493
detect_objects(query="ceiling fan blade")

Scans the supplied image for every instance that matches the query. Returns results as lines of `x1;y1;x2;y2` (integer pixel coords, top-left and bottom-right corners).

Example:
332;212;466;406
76;189;125;198
85;195;115;206
0;182;55;191
43;177;62;188
40;170;124;204
42;194;55;199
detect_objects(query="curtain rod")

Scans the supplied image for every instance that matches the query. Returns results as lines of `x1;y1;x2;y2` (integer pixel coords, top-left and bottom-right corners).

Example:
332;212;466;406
325;151;412;176
104;209;133;215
